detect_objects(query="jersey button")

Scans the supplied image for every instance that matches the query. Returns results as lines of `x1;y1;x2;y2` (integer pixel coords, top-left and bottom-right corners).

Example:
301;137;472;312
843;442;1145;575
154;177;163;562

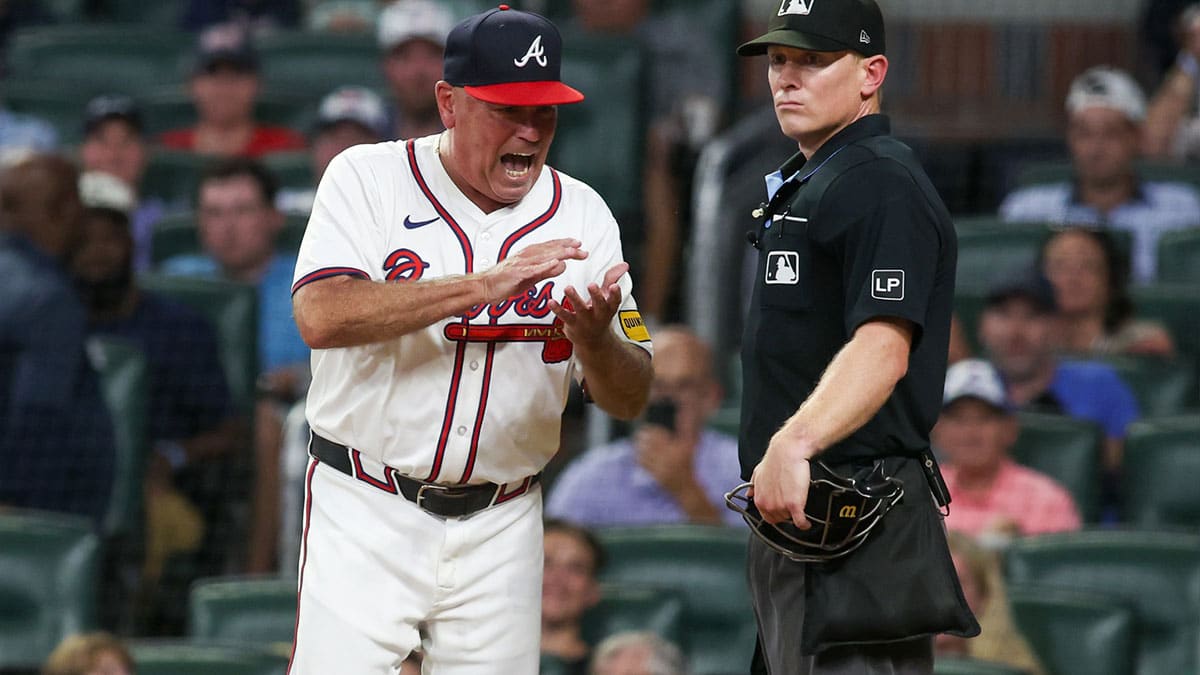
481;231;492;240
470;360;480;371
456;426;467;436
480;258;492;266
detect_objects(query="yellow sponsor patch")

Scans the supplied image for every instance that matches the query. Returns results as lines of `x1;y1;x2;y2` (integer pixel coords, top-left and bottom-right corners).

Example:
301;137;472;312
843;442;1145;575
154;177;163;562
619;310;651;342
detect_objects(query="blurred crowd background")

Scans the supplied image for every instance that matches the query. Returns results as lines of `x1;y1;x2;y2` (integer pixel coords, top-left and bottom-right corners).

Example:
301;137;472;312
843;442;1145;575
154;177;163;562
0;0;1198;674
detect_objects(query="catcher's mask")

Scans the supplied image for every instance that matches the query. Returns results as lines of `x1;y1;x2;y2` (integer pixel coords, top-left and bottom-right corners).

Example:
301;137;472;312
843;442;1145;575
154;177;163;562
725;459;903;563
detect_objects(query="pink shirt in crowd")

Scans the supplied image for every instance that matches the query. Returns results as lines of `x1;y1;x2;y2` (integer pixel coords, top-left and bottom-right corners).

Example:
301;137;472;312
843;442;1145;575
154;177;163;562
942;459;1083;537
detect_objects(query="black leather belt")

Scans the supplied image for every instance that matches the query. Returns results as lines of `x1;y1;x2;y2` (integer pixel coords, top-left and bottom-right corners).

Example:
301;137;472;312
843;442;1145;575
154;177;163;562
308;432;539;519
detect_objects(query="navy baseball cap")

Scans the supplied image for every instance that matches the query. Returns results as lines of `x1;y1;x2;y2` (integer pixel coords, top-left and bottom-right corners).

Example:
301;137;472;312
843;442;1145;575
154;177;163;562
443;4;583;106
83;94;144;136
985;268;1058;315
738;0;886;58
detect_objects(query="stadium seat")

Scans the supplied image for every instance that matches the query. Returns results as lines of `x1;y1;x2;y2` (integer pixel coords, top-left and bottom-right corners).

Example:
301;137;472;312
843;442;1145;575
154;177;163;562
1130;283;1200;358
0;510;100;670
1010;412;1103;523
581;584;687;647
1016;159;1200;190
151;212;309;265
130;641;288;675
595;525;755;675
140;150;210;212
262;151;314;194
932;657;1028;675
540;654;573;675
255;31;383;98
1122;415;1200;529
104;0;185;25
1096;354;1198;417
87;336;150;540
551;33;647;223
138;86;314;138
1005;529;1200;675
7;25;189;94
1007;585;1135;675
1156;227;1200;285
137;273;259;412
953;288;988;354
1;78;94;145
953;221;1051;293
189;576;297;646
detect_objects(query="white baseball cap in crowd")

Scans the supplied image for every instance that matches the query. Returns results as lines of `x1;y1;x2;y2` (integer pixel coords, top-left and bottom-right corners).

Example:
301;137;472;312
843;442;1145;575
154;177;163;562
377;0;456;51
79;171;136;215
942;358;1011;412
1065;66;1147;123
315;86;389;138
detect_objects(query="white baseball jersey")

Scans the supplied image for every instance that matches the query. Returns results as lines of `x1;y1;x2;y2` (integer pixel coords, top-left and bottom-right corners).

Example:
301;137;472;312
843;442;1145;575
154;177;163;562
292;134;651;487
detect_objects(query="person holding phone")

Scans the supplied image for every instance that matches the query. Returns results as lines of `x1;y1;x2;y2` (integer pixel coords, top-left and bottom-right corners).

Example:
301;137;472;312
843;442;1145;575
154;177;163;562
547;325;743;527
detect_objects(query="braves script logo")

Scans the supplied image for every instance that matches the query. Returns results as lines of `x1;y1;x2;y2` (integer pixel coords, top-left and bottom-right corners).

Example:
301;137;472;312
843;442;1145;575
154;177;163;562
383;248;429;282
778;0;813;16
447;284;573;363
514;35;547;68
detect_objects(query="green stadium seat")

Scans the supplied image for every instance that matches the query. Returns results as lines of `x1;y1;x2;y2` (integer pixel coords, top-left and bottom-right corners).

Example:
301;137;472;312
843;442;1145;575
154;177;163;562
540;653;573;675
130;641;288;675
1156;227;1200;285
1130;284;1200;358
189;576;297;646
551;33;647;223
596;526;755;675
7;25;189;94
1010;412;1103;523
1005;529;1200;675
140;150;211;211
1016;159;1200;190
932;656;1029;675
87;336;151;540
0;78;94;145
0;510;100;670
953;221;1051;293
581;584;687;647
255;31;383;98
1097;354;1198;417
262;151;315;193
137;273;259;412
1122;415;1200;529
151;212;309;265
138;87;314;137
104;0;185;25
1008;586;1136;675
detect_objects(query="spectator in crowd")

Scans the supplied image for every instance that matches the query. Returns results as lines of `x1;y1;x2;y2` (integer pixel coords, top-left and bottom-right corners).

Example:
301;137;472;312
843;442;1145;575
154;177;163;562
377;0;454;140
73;171;245;627
977;269;1140;473
547;326;742;527
1146;3;1200;158
160;25;307;158
1039;227;1175;357
0;99;57;165
1000;65;1200;283
42;631;135;675
567;0;728;323
933;358;1082;540
1140;0;1197;77
936;531;1045;675
180;0;300;33
542;519;605;675
160;157;308;573
277;85;388;215
0;154;115;526
78;94;167;271
590;631;688;675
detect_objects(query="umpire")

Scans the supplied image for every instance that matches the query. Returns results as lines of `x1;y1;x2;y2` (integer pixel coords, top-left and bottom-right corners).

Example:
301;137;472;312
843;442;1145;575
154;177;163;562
734;2;978;673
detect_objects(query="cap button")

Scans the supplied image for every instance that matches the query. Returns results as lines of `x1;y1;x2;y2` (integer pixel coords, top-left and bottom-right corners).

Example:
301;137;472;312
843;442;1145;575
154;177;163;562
498;3;510;9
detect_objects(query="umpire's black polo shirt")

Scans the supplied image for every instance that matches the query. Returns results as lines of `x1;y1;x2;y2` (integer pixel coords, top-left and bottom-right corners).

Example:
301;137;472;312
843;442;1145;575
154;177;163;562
739;114;956;478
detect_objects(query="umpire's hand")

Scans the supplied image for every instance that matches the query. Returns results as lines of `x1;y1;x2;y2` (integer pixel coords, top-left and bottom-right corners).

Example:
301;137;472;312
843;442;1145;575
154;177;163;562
750;431;815;528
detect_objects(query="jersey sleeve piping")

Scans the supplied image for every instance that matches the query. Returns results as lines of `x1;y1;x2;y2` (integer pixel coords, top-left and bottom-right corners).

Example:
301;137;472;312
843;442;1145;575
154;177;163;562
291;266;371;295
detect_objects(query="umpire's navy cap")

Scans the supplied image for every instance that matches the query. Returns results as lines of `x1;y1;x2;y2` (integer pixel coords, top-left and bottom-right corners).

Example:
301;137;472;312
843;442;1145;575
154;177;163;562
443;4;583;106
738;0;886;58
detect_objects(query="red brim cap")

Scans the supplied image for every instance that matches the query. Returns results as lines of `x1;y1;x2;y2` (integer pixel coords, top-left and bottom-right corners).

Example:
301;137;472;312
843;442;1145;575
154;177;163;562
464;81;584;106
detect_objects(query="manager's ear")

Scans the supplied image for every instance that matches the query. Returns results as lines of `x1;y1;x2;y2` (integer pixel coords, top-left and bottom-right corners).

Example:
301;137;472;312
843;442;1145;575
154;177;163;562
435;80;456;129
860;55;888;98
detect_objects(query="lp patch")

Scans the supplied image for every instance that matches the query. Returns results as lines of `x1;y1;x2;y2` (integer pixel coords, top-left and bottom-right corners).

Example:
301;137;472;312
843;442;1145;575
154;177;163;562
871;269;904;301
765;251;800;285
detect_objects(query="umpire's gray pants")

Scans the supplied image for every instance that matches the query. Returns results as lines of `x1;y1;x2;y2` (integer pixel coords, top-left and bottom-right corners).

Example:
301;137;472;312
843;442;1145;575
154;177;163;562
747;535;934;675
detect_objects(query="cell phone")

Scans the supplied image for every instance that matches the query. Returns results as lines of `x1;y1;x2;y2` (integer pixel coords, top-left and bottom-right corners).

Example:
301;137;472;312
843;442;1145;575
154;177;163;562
642;399;678;433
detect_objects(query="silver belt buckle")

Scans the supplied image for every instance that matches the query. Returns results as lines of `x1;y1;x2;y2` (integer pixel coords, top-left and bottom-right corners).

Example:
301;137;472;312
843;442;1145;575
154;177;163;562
415;482;451;512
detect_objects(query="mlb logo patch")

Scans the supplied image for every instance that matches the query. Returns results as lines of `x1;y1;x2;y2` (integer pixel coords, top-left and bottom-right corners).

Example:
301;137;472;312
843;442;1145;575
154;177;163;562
871;269;904;301
766;251;800;285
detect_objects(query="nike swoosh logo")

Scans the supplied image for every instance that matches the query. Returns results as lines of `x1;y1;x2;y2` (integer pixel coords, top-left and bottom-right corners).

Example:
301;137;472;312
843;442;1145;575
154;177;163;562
403;215;439;229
